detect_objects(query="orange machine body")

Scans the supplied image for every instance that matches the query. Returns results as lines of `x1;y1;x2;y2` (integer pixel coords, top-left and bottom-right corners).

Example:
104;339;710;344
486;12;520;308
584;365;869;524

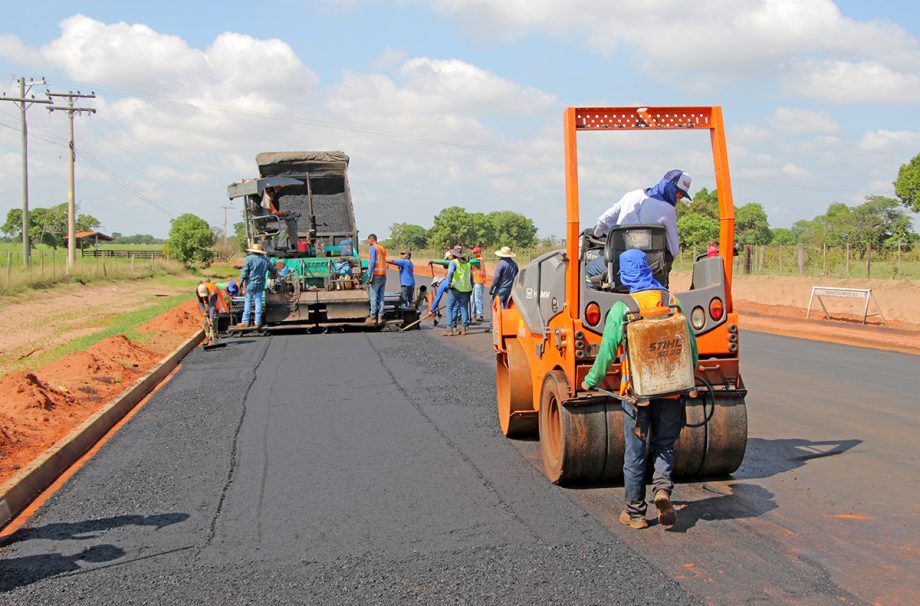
492;107;746;475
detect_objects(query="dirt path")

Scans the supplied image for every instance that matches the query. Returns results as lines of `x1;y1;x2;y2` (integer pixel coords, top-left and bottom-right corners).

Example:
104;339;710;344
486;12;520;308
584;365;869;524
0;278;191;377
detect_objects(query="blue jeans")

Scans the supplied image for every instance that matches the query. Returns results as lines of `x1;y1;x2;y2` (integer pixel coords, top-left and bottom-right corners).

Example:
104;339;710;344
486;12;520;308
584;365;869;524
400;284;415;309
622;398;684;516
369;274;387;318
472;283;484;318
446;289;471;328
497;287;512;308
242;288;264;325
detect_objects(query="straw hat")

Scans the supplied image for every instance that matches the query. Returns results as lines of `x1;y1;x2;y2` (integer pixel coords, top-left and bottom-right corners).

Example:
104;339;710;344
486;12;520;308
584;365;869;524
495;246;516;258
247;243;267;255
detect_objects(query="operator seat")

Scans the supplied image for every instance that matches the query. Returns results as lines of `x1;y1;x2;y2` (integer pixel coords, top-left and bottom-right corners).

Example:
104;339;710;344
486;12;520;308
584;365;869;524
604;224;670;291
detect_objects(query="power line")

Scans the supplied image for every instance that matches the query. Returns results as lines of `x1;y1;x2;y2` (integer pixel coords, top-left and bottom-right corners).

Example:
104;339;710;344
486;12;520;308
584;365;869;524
0;114;172;216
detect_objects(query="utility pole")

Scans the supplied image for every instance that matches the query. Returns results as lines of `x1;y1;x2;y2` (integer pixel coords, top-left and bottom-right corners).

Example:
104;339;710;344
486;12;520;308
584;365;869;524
0;77;52;266
47;90;96;274
221;205;235;244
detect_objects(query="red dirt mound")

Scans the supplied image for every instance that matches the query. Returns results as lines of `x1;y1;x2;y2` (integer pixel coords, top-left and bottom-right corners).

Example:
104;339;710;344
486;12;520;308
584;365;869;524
37;336;159;402
0;411;24;456
0;371;81;413
140;299;202;336
0;298;203;486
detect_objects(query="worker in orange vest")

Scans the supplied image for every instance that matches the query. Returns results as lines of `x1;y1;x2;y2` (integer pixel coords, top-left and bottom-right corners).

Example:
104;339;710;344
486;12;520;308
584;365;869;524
365;233;388;324
196;279;229;344
471;246;488;322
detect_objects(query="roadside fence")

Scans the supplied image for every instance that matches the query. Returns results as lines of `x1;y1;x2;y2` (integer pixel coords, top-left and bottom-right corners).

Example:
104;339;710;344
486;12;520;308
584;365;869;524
673;243;919;280
0;248;181;294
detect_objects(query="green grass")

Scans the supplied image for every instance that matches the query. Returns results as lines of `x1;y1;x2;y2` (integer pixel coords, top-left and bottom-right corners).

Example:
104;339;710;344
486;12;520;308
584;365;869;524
0;290;193;380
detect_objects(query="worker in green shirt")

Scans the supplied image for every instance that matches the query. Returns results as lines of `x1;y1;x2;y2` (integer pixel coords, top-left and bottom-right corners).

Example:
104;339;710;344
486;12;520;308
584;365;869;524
581;249;698;530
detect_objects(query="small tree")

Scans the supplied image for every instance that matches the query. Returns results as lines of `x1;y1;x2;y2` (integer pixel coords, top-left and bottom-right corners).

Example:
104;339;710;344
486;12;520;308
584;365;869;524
770;228;797;245
677;213;719;253
894;152;920;212
389;223;429;250
735;203;772;245
488;210;538;250
167;213;216;265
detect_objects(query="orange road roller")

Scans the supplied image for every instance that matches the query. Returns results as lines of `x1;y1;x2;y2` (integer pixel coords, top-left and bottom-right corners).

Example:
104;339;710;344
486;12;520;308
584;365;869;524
492;106;747;485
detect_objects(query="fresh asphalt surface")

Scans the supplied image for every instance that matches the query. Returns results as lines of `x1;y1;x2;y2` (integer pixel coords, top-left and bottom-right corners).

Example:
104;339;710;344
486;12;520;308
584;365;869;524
1;273;918;604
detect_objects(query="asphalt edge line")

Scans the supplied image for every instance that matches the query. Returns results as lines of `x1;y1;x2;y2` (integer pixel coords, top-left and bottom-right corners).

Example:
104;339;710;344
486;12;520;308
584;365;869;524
0;329;204;530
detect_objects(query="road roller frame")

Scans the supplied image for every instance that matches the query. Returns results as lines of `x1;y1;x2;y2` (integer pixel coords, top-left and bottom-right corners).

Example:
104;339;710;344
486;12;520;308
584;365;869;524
493;106;748;485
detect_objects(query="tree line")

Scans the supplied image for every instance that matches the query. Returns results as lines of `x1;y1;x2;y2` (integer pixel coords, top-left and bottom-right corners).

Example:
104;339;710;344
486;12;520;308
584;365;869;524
387;207;540;252
675;151;919;253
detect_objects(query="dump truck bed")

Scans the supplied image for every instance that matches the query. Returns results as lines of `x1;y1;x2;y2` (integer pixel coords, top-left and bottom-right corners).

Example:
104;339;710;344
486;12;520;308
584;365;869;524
256;151;357;237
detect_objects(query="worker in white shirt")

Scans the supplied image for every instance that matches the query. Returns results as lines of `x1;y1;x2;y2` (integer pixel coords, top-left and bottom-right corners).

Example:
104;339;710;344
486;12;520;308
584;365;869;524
592;170;692;286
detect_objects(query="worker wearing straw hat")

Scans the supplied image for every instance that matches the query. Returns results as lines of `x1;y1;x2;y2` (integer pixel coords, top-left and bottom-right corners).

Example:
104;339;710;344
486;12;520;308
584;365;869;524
490;246;519;308
236;243;277;328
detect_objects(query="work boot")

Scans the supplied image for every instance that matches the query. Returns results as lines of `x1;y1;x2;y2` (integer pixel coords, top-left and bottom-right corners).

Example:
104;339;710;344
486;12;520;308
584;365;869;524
459;326;469;335
364;316;376;325
654;490;677;526
619;510;649;530
233;322;251;330
442;328;454;336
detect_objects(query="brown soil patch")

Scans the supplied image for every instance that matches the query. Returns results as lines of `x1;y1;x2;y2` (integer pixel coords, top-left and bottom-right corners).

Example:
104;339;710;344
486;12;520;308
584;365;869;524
0;372;89;476
0;299;202;486
138;299;203;352
140;299;201;334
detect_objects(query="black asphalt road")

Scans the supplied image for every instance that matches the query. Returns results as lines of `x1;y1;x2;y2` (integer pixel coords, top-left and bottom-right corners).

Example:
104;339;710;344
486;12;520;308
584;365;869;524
1;280;917;604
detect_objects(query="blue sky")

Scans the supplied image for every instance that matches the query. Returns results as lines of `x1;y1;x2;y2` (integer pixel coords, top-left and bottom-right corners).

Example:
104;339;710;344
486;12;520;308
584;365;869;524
1;1;919;240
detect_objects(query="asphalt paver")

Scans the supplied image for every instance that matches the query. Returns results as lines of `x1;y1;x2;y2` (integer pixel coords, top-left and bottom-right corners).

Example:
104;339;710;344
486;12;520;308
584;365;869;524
0;324;694;604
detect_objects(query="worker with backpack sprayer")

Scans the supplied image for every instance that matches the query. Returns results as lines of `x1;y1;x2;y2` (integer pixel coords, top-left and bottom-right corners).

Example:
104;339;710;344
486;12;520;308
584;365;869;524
581;249;698;530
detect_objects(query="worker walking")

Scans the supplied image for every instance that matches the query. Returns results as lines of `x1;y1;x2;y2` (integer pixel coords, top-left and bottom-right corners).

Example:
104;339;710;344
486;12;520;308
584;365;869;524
365;233;388;324
388;251;416;309
236;243;277;329
444;245;473;336
471;247;488;322
581;249;698;529
490;246;519;308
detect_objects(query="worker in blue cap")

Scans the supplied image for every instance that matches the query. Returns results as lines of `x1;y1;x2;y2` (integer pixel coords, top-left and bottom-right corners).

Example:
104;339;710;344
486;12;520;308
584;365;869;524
592;170;692;287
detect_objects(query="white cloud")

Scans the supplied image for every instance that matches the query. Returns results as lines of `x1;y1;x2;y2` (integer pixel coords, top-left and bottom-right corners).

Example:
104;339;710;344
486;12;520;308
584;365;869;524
857;129;920;153
426;0;920;102
786;60;920;104
0;34;45;67
769;108;840;134
781;162;810;177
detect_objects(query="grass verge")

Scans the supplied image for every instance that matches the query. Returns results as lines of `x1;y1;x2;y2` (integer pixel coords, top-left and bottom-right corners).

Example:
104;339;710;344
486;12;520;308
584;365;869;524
0;292;191;380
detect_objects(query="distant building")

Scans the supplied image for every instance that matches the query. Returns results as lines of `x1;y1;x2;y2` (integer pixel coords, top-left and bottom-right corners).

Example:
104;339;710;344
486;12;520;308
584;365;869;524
64;231;115;249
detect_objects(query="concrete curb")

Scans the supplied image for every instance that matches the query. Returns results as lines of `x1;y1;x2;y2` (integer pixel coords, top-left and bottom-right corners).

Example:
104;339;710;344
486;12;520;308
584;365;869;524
0;330;204;529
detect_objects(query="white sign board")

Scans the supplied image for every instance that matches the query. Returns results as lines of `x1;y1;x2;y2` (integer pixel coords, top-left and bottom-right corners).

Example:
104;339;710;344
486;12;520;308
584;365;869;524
806;286;886;325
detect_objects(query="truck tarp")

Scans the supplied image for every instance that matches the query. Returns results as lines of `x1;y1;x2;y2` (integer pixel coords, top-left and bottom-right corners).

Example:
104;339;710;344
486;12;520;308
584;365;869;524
256;151;355;236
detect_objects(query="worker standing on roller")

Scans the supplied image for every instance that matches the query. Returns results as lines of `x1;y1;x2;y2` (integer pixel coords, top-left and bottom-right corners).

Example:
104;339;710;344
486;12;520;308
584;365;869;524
365;233;388;324
444;245;473;336
387;251;416;309
471;247;488;322
581;249;698;530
